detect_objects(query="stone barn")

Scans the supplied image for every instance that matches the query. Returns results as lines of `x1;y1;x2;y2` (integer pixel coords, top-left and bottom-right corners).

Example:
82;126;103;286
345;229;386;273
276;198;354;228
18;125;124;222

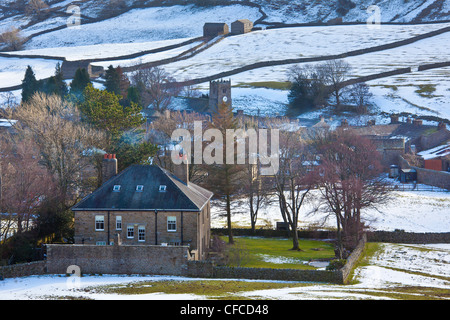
61;60;104;80
203;23;229;37
231;19;254;35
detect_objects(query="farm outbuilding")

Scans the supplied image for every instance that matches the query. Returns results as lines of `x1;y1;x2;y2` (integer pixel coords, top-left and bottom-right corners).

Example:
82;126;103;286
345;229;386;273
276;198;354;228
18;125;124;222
399;168;417;183
203;23;229;37
231;19;253;35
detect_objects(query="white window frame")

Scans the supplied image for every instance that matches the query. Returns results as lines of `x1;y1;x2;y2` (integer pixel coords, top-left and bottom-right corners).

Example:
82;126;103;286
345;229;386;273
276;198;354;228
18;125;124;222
127;225;134;239
95;215;105;231
113;185;121;192
167;216;176;232
116;216;122;230
136;185;144;192
138;226;145;242
159;185;167;192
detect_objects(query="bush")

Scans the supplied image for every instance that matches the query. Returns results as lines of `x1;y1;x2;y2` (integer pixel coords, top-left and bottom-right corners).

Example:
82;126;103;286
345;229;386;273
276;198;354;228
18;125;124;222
0;27;26;51
326;259;347;270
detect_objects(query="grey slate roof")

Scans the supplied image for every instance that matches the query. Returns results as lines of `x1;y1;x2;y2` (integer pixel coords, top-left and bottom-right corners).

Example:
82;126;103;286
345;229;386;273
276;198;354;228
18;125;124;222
72;165;213;212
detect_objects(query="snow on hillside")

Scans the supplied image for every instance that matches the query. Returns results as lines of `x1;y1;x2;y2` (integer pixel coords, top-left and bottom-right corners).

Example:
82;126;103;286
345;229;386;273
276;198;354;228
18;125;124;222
4;37;195;61
159;23;450;81
254;0;449;24
0;57;61;88
23;4;262;49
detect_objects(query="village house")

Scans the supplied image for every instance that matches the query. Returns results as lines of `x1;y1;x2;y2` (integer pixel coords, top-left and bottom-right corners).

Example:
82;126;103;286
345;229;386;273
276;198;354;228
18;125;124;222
417;143;450;172
72;154;213;260
344;116;450;166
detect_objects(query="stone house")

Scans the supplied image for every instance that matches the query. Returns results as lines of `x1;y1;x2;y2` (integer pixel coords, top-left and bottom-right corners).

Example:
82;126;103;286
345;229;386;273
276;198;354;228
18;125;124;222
72;154;213;260
203;23;229;37
345;116;450;166
231;19;253;35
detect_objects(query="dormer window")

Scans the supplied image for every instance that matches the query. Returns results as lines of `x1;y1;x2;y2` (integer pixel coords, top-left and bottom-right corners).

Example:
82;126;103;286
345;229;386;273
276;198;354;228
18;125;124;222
159;185;167;192
136;185;144;192
113;185;121;192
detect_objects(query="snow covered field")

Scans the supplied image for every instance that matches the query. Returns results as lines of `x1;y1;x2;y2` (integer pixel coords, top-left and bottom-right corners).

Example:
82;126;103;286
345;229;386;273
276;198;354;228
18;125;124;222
161;23;450;81
211;189;450;233
23;5;262;49
4;37;195;61
0;242;448;300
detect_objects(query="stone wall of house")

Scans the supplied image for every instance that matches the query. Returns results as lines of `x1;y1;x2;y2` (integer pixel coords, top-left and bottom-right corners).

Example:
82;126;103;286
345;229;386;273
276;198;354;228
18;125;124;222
74;210;199;250
46;244;192;275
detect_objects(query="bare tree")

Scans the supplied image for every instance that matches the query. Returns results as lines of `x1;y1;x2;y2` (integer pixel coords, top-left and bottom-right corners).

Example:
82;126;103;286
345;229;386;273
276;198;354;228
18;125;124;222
318;59;352;108
267;118;315;250
313;129;391;256
348;82;373;114
131;66;181;111
149;110;209;184
0;137;56;236
5;93;108;207
241;161;272;234
25;0;49;18
0;27;26;51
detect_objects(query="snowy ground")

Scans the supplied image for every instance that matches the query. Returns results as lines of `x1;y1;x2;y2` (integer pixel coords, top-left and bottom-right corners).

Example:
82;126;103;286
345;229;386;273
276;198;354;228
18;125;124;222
0;242;448;300
161;23;450;81
211;189;450;233
23;4;262;49
4;37;195;61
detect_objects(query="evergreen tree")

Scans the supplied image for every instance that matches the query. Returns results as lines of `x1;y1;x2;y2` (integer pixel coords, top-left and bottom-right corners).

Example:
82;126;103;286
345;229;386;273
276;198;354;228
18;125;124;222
127;86;140;105
79;83;144;138
21;65;38;102
203;102;243;244
70;68;91;98
104;65;121;95
44;63;68;98
288;65;327;112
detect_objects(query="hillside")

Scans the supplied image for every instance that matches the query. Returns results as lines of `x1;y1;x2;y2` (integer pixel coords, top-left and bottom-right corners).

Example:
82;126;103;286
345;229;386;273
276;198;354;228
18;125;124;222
0;0;449;125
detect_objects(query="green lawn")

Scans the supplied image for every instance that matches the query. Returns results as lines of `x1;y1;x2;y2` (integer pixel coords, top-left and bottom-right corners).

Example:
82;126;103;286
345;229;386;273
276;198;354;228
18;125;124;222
223;237;336;270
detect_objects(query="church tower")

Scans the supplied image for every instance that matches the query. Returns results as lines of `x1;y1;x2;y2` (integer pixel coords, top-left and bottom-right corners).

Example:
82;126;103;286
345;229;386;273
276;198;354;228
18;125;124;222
208;79;231;112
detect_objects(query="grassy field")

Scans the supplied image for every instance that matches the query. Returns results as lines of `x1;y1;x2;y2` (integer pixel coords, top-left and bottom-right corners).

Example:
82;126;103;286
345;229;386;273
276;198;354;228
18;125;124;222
222;236;335;270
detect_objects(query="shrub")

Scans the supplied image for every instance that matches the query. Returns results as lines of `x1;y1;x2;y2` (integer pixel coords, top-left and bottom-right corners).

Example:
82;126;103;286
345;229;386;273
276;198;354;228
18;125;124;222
326;259;347;270
0;27;26;51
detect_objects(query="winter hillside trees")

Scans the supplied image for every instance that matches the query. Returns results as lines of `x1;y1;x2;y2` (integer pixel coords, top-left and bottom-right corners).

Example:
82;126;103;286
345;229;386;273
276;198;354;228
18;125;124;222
313;129;391;256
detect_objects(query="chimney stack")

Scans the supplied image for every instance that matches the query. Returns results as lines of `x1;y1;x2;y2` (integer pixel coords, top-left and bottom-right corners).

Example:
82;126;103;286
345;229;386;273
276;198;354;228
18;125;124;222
390;115;399;124
102;154;118;184
413;118;423;126
173;153;189;185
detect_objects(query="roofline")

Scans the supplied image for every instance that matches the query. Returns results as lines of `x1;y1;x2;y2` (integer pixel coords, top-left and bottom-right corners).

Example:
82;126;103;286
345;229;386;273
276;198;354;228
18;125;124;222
72;208;201;212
